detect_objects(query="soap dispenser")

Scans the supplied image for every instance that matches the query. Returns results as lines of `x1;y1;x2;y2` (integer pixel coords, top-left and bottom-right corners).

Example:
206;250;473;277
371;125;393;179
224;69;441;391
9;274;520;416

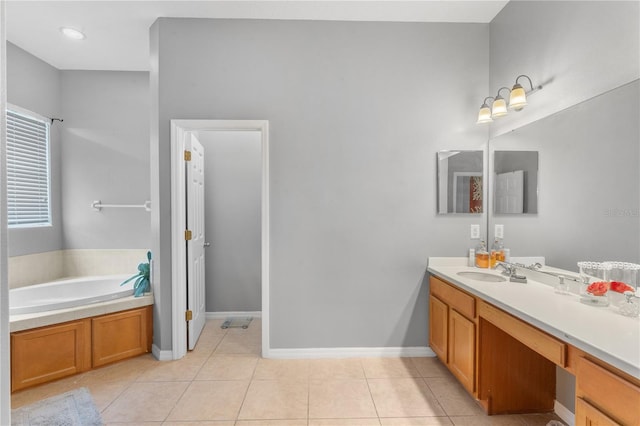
475;240;489;268
490;238;504;268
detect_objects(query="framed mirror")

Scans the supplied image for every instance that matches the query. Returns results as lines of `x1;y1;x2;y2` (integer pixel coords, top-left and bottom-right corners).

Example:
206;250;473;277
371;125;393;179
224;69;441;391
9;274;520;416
437;150;483;214
493;151;538;214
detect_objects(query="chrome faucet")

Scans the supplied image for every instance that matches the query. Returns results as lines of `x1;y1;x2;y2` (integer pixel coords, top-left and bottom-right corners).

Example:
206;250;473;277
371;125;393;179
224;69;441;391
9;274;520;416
495;262;516;276
495;262;528;283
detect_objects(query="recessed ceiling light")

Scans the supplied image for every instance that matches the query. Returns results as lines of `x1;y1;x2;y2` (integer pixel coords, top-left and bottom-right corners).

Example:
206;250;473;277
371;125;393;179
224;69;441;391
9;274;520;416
60;27;86;40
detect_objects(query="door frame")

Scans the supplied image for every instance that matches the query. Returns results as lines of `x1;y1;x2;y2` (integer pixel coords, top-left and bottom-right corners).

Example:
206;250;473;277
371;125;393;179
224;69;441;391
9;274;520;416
170;120;270;360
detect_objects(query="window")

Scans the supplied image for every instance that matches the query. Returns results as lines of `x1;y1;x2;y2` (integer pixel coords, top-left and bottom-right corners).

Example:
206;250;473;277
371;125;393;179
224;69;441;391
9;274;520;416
6;108;51;227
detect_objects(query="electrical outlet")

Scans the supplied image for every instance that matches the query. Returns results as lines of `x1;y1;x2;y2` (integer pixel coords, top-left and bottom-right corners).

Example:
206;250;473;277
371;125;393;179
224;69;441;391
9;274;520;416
470;224;480;239
495;224;504;239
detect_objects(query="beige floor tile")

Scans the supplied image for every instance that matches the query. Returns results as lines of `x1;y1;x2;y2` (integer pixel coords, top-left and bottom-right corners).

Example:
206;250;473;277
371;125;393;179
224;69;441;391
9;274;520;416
381;417;453;426
11;376;84;409
166;380;249;421
309;379;377;419
214;332;262;355
520;413;566;426
236;420;307;426
195;354;259;381
361;357;420;378
411;357;451;378
101;381;189;423
238;380;309;420
308;358;365;379
88;355;158;383
83;379;130;412
368;378;445;418
424;377;484;416
253;359;310;381
163;422;234;426
136;352;209;382
449;415;526;425
105;422;163;426
310;419;381;426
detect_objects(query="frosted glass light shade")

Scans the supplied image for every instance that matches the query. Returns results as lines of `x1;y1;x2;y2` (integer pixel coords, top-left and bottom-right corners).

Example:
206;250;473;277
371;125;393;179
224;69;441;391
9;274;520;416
509;84;527;110
477;106;493;124
491;97;508;118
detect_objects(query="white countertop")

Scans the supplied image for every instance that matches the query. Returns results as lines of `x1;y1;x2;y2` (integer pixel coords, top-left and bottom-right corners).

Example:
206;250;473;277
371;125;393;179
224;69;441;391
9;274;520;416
427;257;640;379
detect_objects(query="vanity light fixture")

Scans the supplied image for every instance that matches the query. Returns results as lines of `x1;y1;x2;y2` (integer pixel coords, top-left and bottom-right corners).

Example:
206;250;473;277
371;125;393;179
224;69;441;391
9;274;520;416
476;74;542;124
491;87;511;118
476;97;494;124
60;27;86;40
509;74;536;110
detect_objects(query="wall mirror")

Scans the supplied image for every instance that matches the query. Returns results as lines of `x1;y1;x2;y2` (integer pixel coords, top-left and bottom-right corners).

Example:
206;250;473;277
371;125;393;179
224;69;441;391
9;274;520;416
493;151;538;214
437;150;483;214
486;80;639;270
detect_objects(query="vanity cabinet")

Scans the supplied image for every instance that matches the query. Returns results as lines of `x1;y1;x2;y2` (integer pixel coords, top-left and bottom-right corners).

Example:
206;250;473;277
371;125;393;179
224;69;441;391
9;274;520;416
575;357;640;425
429;270;640;422
429;276;476;393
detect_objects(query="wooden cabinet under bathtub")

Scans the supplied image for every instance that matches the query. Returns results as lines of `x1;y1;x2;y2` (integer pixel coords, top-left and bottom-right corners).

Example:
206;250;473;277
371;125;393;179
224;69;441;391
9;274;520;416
11;306;152;392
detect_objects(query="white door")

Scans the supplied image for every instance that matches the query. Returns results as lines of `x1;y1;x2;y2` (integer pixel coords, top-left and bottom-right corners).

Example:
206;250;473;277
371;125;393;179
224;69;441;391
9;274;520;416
495;170;524;214
186;133;206;350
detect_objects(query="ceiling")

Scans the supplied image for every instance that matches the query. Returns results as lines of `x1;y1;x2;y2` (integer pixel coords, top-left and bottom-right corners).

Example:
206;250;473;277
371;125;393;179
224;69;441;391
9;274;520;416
6;1;509;71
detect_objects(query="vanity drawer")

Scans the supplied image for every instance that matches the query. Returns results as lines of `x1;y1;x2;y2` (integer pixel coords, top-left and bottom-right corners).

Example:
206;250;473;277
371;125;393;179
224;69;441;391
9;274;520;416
430;276;475;319
478;300;566;367
576;357;640;425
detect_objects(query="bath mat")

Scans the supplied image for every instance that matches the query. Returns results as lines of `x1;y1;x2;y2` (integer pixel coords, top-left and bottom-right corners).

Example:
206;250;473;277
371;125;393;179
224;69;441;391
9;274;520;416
11;387;103;426
221;316;253;329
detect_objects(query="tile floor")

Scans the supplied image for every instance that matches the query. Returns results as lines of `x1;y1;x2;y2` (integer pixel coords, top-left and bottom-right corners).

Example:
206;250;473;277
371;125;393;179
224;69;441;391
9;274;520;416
11;319;566;425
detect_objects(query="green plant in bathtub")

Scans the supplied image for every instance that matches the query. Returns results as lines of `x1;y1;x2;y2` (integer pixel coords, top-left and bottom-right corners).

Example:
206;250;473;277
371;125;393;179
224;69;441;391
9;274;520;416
121;251;152;297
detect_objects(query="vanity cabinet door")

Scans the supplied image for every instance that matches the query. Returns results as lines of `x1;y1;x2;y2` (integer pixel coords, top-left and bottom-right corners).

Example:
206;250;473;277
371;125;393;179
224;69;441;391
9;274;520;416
575;398;620;426
429;295;448;362
449;309;475;393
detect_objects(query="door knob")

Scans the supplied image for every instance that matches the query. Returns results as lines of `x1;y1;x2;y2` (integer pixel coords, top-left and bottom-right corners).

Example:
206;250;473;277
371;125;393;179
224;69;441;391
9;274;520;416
203;242;211;248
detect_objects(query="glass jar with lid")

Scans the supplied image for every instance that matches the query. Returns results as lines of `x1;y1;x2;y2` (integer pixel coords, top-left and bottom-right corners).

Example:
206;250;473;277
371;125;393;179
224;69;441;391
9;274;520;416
578;261;611;307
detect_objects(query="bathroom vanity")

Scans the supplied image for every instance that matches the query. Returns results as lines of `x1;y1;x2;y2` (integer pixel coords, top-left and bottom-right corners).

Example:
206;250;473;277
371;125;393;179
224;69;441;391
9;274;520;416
427;258;640;425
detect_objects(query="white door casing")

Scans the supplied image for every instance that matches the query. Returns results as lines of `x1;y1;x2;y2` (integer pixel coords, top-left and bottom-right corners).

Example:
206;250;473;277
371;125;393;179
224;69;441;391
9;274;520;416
170;120;269;360
186;133;206;350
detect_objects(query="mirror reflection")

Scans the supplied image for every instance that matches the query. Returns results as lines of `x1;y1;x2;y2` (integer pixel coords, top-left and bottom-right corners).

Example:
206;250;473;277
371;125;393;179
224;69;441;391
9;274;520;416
493;151;538;214
437;151;483;214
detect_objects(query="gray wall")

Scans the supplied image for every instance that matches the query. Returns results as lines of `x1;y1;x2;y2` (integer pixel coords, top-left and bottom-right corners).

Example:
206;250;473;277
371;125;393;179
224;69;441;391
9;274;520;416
488;1;639;138
6;45;151;254
60;71;151;249
198;130;262;312
150;19;490;351
488;0;640;414
6;42;62;256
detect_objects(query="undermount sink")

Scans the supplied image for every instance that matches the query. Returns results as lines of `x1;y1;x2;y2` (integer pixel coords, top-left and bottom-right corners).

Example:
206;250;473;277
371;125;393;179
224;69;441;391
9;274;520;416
457;271;506;282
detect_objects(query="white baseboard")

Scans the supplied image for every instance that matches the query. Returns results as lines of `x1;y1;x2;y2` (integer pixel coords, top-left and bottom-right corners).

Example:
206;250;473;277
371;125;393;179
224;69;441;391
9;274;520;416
266;346;435;359
152;344;174;361
554;399;575;426
206;311;262;320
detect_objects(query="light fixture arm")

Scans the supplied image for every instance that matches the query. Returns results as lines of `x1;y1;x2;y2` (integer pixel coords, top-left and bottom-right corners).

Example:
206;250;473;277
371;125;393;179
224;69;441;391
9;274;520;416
481;96;494;107
515;75;534;91
495;87;511;99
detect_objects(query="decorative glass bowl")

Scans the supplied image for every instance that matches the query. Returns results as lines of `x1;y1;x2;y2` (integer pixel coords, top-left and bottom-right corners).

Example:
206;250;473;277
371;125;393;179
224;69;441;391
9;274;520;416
578;261;611;307
603;261;639;313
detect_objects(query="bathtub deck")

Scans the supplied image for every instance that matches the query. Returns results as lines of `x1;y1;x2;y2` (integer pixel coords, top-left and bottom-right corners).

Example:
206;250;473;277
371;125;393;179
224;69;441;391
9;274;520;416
10;293;153;332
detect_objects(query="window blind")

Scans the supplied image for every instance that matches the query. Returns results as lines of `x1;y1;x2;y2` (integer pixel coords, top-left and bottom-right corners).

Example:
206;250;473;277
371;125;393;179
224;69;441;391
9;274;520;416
6;110;51;227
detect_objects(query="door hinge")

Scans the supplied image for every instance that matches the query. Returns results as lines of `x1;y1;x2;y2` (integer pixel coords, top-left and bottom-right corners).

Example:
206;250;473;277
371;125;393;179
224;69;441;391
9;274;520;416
185;310;193;321
185;229;192;241
184;150;191;161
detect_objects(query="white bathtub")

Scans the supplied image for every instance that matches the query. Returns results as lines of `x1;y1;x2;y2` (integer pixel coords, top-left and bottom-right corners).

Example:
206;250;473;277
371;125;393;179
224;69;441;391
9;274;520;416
10;274;136;316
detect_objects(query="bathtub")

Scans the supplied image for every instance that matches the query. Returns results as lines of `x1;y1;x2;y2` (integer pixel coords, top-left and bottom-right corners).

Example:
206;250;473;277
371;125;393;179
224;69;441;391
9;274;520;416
10;274;136;316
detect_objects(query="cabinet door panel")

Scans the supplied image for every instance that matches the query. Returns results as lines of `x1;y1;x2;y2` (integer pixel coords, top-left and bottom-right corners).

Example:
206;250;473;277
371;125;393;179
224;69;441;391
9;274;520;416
449;309;475;393
429;295;448;362
575;397;620;426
